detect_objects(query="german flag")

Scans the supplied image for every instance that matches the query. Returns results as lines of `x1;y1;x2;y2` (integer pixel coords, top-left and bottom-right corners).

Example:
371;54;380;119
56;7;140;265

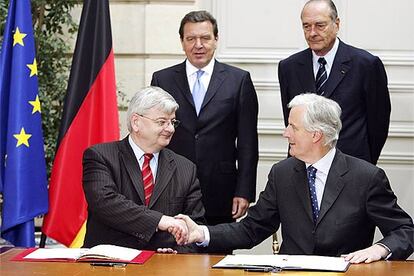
42;0;119;247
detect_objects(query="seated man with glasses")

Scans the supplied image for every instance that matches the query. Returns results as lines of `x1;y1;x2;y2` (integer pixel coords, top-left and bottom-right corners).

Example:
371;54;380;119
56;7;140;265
82;86;205;253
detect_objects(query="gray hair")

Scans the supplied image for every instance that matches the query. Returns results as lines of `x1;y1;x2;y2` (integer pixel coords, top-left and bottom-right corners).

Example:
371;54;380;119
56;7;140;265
302;0;338;21
179;10;218;39
126;86;178;132
288;93;342;148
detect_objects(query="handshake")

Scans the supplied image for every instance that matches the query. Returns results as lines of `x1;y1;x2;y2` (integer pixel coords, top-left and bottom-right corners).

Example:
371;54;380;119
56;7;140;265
157;214;205;246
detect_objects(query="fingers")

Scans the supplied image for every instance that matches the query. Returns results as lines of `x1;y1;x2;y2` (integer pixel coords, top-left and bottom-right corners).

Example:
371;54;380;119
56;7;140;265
175;214;205;245
159;214;205;245
344;245;384;264
172;219;189;245
158;215;189;245
232;197;250;219
157;248;177;254
344;252;366;264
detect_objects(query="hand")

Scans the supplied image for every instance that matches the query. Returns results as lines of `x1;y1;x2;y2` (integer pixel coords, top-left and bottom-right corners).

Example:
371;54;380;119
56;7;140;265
232;197;250;219
158;215;188;245
344;244;389;264
157;248;177;254
174;214;205;245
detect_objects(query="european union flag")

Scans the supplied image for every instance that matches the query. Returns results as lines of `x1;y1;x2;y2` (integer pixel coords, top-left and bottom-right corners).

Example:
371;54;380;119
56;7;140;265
0;0;48;247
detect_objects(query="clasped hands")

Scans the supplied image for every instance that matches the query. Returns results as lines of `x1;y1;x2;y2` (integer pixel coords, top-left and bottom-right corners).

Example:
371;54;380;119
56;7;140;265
158;215;390;263
157;214;203;246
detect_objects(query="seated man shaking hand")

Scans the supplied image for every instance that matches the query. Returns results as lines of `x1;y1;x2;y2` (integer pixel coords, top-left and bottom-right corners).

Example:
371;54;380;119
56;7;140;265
174;93;413;263
82;86;205;252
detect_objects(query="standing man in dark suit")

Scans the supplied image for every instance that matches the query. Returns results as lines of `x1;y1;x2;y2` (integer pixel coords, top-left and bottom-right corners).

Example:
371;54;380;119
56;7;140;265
175;94;413;263
151;11;259;225
82;86;205;252
278;0;391;165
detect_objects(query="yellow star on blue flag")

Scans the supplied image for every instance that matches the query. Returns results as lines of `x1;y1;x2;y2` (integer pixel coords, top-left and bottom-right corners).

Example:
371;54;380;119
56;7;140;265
29;95;42;114
27;58;38;77
13;27;27;46
0;0;48;247
13;127;32;147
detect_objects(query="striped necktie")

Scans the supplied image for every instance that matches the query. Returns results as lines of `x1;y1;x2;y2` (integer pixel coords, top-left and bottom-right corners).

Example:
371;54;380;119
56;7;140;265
315;57;327;95
142;153;154;206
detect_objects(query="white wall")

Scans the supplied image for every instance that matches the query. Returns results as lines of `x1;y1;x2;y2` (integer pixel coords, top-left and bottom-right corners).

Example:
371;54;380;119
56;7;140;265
106;0;413;257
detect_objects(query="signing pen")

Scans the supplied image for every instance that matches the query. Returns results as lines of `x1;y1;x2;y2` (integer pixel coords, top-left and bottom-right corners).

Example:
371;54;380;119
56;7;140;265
90;262;127;268
244;267;273;272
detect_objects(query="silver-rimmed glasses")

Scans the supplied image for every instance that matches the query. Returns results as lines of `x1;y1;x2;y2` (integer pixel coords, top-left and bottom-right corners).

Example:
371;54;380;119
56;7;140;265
138;114;180;129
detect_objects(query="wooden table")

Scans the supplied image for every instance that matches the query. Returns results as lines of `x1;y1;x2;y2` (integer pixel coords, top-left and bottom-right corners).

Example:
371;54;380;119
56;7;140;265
1;249;413;276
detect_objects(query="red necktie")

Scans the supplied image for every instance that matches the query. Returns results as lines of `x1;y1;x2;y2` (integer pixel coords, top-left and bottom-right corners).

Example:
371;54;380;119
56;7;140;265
142;153;154;206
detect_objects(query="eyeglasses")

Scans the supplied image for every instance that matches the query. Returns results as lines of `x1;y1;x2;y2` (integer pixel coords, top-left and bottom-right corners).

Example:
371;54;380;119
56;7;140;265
138;114;180;129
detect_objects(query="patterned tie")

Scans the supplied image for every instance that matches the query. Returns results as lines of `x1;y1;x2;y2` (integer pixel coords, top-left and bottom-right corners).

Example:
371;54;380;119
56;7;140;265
192;70;206;115
315;57;327;95
306;165;319;224
142;153;154;206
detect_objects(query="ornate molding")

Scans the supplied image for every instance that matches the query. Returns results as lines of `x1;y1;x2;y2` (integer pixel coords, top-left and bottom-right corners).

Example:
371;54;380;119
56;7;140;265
258;122;414;138
258;149;414;165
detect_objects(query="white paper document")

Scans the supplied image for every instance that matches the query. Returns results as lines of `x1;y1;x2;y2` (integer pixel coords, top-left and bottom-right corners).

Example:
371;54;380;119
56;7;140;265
213;254;350;272
24;244;141;262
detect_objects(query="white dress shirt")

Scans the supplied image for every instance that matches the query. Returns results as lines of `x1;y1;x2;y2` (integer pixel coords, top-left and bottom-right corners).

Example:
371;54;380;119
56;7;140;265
312;37;339;79
186;58;215;95
128;135;159;181
306;148;336;209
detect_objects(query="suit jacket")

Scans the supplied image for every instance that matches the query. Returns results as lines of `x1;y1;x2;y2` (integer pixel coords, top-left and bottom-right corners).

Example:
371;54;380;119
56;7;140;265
278;40;391;164
208;150;414;259
151;60;259;219
82;137;205;252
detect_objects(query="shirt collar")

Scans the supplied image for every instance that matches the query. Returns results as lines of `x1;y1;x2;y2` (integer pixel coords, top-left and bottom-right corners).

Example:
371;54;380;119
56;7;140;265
185;58;215;78
306;147;336;175
312;37;339;68
128;135;160;162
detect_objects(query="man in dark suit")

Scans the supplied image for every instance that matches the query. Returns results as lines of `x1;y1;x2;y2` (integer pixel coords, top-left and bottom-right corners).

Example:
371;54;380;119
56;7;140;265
175;94;414;263
82;86;205;252
278;0;391;165
151;11;258;225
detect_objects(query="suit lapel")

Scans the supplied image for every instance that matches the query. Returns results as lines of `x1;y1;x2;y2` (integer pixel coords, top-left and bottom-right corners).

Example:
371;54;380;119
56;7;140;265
200;60;226;112
119;137;145;203
296;49;316;92
293;161;314;223
316;151;348;225
148;149;175;208
174;61;195;109
323;41;351;98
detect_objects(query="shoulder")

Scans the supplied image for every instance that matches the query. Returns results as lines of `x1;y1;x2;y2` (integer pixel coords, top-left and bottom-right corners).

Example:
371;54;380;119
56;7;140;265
152;62;184;76
215;60;250;76
279;48;311;66
84;139;124;159
335;151;384;181
270;157;302;175
339;40;383;66
162;148;196;168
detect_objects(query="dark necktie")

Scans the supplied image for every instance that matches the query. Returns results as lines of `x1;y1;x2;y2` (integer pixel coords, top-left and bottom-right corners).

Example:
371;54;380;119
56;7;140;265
142;153;154;206
315;57;327;95
306;165;319;223
192;70;206;115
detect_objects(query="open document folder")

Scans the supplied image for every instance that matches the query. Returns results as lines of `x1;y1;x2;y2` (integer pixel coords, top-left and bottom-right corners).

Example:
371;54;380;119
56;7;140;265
11;244;154;264
213;254;350;272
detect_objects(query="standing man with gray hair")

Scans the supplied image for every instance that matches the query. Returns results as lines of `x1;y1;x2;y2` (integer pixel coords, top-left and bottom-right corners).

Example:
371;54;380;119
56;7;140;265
82;86;205;252
278;0;391;165
151;11;258;228
175;93;413;263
